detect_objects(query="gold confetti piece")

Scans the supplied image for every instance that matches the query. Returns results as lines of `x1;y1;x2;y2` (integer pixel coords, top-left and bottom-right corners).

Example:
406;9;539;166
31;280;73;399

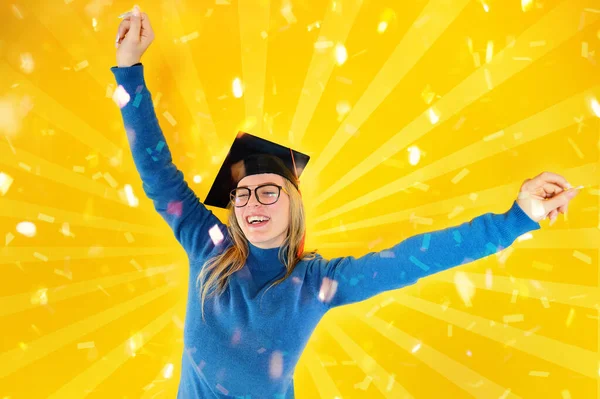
573;250;592;264
314;38;334;50
31;288;48;305
540;297;550;308
73;165;85;173
365;304;380;318
260;30;268;39
566;137;584;159
20;53;34;74
281;0;297;24
335;43;347;65
5;232;15;246
484;68;493;89
205;8;214;17
521;0;533;12
420;84;436;104
336;100;351;121
124;232;135;243
77;341;95;349
73;60;89;72
162;111;177;126
37;213;55;223
566;308;575;327
31;324;42;336
503;314;524;323
153;91;162;108
561;389;572;399
103;172;118;188
18;162;32;172
130;259;142;271
532;260;553;271
377;21;388;33
510;289;519;303
453;115;466;130
473;52;481;67
33;252;48;262
59;222;75;238
466;321;476;330
232;77;244;98
512;56;532;61
448;205;465;219
0;172;13;195
582;42;589;58
412;181;429;191
466;37;473;53
529;40;546;47
407;145;421;165
485;40;494;63
483;129;504;141
54;268;73;280
307;20;321;32
175;31;199;44
529;370;549;377
451;168;469;184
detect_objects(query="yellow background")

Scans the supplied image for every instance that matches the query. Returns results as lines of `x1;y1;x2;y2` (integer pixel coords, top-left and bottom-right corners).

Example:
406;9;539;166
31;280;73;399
1;0;599;398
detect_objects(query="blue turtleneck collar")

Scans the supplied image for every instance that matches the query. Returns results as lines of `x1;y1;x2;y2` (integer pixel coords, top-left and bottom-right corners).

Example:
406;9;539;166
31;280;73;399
246;241;287;272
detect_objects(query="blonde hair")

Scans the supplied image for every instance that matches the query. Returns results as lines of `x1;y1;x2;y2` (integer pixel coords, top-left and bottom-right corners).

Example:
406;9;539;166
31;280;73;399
196;177;317;322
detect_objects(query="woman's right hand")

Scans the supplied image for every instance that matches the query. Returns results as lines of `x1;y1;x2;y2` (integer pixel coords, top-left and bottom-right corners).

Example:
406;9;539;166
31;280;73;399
115;5;154;67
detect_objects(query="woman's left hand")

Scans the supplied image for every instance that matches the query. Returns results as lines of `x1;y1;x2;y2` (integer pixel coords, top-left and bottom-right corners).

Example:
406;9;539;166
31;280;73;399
516;171;582;225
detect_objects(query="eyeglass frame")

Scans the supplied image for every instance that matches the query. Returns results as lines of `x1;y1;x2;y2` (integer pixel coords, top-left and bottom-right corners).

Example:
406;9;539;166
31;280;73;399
230;183;290;207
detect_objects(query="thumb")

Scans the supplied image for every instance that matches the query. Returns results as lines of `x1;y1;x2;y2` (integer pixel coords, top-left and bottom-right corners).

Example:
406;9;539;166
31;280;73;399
545;188;579;213
126;6;142;42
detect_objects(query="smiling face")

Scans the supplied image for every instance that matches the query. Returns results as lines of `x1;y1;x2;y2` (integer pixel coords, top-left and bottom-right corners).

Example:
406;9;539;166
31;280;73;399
234;173;290;249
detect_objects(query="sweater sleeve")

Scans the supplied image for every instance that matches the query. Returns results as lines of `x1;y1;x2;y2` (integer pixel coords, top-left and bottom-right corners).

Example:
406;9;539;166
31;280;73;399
110;63;228;263
316;200;541;310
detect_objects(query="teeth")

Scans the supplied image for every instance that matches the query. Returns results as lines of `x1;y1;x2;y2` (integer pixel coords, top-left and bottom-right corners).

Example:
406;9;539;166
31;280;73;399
247;216;270;224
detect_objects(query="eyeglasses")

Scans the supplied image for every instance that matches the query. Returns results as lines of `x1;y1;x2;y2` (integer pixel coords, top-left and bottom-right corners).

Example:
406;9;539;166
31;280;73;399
230;184;289;207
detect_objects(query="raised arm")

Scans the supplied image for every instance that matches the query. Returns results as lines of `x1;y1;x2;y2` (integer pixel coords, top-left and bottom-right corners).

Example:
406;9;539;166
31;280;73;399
316;200;541;310
111;63;228;262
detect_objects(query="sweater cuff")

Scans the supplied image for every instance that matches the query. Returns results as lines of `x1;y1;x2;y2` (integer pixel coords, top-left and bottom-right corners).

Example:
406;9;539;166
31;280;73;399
505;199;541;236
110;63;145;86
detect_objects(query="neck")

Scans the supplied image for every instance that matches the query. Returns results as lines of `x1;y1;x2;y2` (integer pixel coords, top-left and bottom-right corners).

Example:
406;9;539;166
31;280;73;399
246;241;287;271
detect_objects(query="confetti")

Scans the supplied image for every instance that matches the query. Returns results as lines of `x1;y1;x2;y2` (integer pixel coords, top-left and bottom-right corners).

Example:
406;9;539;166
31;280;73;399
484;68;493;90
307;20;321;32
18;162;31;172
209;224;224;245
163;363;174;379
336;101;351;120
427;107;439;124
448;205;465;219
483;130;504;141
454;271;475;307
73;60;89;72
280;0;297;24
314;38;334;50
451;168;470;184
54;268;73;280
124;232;135;243
175;31;199;44
20;53;34;74
566;308;575;327
566;137;584;159
335;43;347;65
73;165;85;173
112;85;131;108
510;289;519;303
540;297;550;308
420;233;431;251
103;172;118;188
590;98;600;118
561;390;572;399
0;172;13;195
485;40;494;63
6;232;15;245
411;342;421;353
420;84;436;104
232;77;244;98
16;221;36;237
124;184;139;207
521;0;533;12
407;145;421;165
573;250;592;264
582;42;589;58
37;213;55;223
318;277;338;303
503;314;524;323
529;370;549;377
60;222;75;238
269;350;284;379
377;21;388;33
31;288;48;305
485;269;493;289
77;341;95;349
162;111;177;126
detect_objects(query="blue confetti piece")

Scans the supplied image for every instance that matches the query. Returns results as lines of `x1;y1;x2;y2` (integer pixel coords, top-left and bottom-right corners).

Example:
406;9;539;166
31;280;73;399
453;230;462;244
486;242;497;254
146;141;166;162
133;92;143;108
409;255;429;271
421;233;431;251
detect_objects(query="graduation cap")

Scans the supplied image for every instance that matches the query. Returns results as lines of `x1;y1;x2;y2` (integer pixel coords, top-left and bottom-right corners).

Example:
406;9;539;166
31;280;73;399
204;132;310;209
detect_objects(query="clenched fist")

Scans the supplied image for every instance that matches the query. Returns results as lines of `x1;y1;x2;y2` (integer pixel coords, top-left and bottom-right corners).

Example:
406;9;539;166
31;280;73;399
115;5;155;67
515;171;582;225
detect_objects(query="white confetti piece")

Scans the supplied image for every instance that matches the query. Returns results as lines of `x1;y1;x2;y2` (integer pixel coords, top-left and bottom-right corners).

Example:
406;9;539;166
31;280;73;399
503;314;524;323
485;40;494;63
335;43;347;65
209;224;224;245
20;53;34;74
427;107;439;124
314;38;334;50
112;85;131;108
377;21;388;33
590;98;600;118
162;111;177;126
38;213;55;223
411;342;421;353
60;222;75;238
447;205;465;219
18;162;32;172
162;363;174;379
77;341;95;349
31;288;48;305
407;145;421;166
510;289;518;303
280;0;297;24
232;77;243;98
455;271;475;307
0;172;13;195
16;221;36;237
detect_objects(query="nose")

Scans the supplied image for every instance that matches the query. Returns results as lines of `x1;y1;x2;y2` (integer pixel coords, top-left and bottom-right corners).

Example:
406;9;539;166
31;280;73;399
246;190;260;207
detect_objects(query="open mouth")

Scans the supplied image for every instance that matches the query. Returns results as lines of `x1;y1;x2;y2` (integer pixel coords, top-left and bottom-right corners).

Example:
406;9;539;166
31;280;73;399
246;216;270;228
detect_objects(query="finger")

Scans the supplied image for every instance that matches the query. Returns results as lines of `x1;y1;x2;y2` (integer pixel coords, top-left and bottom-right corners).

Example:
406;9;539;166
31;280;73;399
125;5;142;42
140;12;154;35
116;19;131;43
532;171;571;190
541;182;564;198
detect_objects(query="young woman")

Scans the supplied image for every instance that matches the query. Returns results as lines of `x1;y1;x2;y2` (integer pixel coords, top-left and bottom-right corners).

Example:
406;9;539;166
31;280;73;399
113;7;581;398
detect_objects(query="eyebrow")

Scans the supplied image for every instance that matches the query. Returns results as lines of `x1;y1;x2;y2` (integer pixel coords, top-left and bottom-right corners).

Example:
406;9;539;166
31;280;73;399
237;182;278;188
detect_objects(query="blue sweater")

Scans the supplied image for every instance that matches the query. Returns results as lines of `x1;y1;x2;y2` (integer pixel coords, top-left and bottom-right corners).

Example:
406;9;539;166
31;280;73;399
111;64;541;399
